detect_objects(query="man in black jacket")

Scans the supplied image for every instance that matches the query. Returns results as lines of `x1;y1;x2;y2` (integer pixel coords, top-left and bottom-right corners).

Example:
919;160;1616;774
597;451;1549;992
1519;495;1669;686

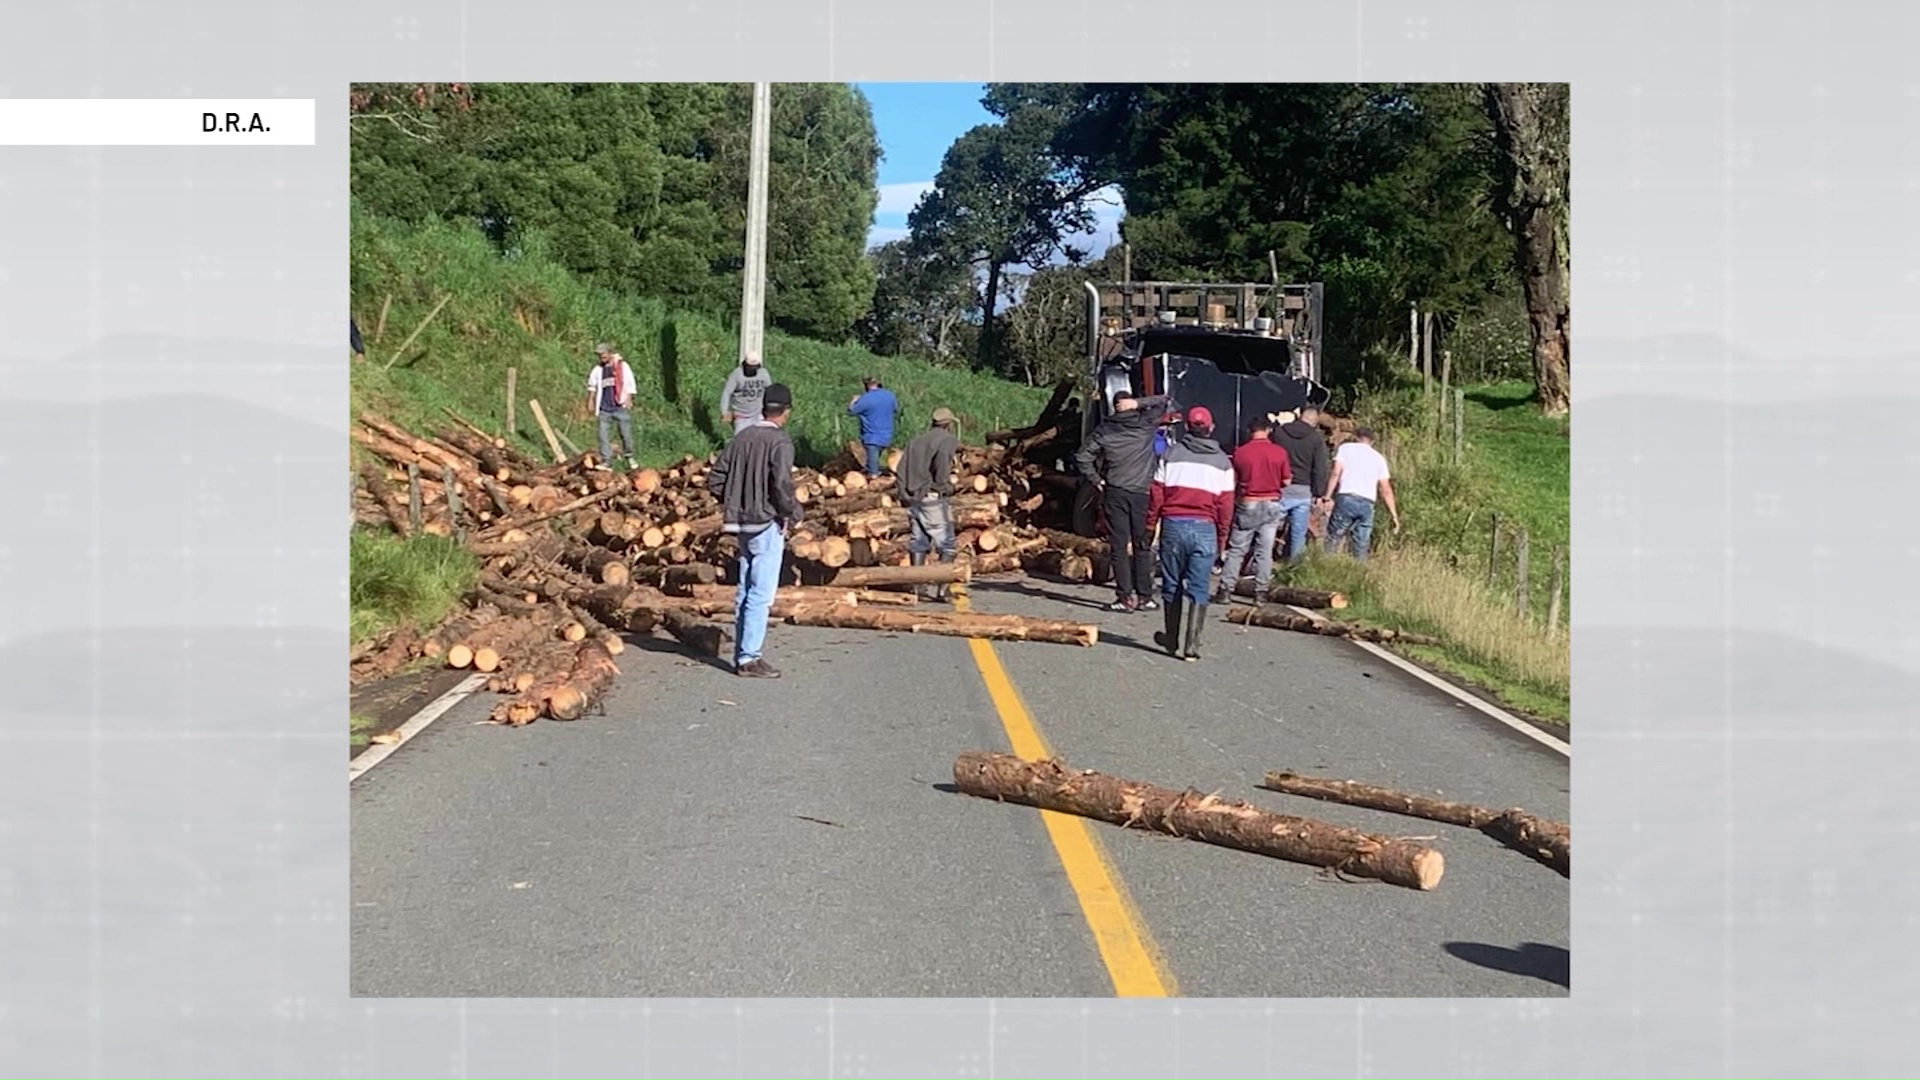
1075;392;1175;611
706;383;802;678
1272;405;1333;564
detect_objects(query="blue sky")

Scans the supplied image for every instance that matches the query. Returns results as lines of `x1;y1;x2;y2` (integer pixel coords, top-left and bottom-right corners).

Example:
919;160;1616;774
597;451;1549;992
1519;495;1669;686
853;82;1124;265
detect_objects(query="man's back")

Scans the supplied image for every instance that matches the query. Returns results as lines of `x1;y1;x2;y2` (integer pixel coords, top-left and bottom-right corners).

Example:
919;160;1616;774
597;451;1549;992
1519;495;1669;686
898;426;958;499
710;423;799;531
1274;419;1330;494
1229;436;1292;499
1333;441;1390;499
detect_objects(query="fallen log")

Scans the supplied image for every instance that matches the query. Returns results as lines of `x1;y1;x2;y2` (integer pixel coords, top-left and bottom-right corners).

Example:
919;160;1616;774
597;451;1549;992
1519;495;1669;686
951;752;1443;891
684;583;916;608
1229;582;1349;609
358;462;413;536
782;606;1097;647
660;563;719;593
1259;771;1570;878
490;639;620;725
828;562;970;590
349;624;423;683
1484;810;1570;877
1226;606;1439;645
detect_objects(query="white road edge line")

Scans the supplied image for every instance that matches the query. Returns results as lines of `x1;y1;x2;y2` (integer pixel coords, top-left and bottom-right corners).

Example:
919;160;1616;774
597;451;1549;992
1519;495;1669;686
1283;605;1571;757
349;673;490;783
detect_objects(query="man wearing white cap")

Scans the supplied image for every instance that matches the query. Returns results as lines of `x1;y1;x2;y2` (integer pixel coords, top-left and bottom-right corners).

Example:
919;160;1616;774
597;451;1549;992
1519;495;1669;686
719;350;774;434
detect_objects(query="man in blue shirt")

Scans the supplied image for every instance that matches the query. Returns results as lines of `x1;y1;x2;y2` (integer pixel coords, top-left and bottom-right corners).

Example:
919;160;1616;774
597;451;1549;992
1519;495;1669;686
846;376;899;477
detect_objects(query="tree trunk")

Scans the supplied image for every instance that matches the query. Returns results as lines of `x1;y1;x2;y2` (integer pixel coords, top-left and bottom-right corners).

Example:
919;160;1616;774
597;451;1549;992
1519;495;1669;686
1260;770;1570;877
783;606;1097;647
952;753;1444;891
1226;605;1439;645
1232;581;1349;609
828;563;970;589
1486;83;1571;418
490;639;621;726
684;583;917;608
980;259;1003;368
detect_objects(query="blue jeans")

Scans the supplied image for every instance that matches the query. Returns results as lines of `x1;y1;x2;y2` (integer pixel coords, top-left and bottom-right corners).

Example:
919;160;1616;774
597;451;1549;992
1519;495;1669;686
1325;494;1377;561
734;524;785;664
1279;487;1314;563
906;496;955;559
864;443;886;476
597;408;635;462
1158;518;1218;606
1219;499;1284;592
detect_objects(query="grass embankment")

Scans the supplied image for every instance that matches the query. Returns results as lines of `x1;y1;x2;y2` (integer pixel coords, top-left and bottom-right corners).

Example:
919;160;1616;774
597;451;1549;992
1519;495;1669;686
347;210;1050;649
1286;379;1571;723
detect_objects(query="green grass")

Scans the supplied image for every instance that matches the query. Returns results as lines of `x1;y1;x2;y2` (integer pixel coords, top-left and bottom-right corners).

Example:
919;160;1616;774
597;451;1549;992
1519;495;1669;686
1286;374;1571;722
349;712;378;749
349;529;481;646
351;209;1051;471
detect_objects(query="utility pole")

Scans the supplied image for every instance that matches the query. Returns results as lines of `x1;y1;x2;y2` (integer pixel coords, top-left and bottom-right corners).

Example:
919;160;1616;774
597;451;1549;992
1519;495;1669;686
739;82;772;365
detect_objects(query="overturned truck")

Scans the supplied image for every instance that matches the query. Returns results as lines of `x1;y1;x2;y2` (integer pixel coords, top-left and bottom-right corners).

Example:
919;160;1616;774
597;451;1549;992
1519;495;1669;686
1029;278;1333;538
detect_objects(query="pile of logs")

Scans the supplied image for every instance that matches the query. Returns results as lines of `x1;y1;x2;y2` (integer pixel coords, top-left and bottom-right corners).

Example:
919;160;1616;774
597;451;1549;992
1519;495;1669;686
346;391;1113;725
347;385;1392;726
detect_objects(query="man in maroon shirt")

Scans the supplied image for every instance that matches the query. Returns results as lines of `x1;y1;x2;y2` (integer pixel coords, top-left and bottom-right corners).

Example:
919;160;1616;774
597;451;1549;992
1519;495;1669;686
1212;414;1293;605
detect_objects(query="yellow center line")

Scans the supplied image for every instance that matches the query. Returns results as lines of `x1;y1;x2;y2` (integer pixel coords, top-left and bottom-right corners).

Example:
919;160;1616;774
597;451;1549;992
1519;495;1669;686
951;585;1177;998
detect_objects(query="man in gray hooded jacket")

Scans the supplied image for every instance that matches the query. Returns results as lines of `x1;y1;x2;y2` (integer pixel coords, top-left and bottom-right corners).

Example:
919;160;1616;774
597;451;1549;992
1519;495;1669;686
719;350;774;434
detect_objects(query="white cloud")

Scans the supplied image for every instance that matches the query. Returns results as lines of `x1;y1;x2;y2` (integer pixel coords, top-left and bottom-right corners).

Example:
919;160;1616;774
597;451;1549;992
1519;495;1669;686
874;180;935;217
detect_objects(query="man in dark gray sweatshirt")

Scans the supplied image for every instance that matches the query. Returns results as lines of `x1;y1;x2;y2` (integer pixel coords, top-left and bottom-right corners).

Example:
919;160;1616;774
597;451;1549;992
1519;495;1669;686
1074;392;1175;611
1273;405;1333;563
896;406;961;601
718;350;774;434
706;382;802;678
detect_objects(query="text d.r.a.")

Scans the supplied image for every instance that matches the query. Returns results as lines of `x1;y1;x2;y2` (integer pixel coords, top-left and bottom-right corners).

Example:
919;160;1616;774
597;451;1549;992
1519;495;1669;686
203;111;270;133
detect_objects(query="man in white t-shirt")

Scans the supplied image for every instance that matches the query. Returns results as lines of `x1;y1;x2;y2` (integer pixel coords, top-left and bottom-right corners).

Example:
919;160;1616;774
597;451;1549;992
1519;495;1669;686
1323;427;1401;561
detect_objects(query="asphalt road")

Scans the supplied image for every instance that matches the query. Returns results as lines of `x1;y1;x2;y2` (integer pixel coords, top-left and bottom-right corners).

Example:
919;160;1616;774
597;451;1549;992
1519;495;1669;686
350;577;1569;998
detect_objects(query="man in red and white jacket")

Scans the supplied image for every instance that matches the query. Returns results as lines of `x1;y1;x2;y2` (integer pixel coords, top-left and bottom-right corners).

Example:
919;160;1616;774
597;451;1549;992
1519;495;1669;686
1146;406;1236;661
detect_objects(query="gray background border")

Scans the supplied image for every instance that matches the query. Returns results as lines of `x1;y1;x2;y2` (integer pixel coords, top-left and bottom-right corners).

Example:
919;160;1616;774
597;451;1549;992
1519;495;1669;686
3;0;1917;1076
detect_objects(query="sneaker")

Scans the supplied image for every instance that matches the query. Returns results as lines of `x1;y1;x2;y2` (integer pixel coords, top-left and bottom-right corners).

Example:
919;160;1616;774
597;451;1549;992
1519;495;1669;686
735;658;781;678
1136;596;1159;611
1106;597;1137;612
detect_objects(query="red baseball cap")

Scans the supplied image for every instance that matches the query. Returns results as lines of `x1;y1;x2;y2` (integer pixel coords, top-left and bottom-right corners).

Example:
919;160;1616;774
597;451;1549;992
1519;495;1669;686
1185;405;1213;429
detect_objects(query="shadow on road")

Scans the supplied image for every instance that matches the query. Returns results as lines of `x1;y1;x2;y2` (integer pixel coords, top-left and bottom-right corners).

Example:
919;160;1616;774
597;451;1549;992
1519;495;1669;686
620;631;736;673
1443;941;1569;989
969;577;1115;612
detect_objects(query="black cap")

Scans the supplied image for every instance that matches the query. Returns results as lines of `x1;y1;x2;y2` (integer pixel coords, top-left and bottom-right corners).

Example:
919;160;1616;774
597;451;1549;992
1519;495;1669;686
762;383;793;409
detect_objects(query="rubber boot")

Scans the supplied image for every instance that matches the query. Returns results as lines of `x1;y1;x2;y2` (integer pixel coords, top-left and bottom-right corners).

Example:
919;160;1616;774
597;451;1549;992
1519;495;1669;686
935;552;955;603
1182;601;1208;661
910;551;933;601
1154;595;1184;657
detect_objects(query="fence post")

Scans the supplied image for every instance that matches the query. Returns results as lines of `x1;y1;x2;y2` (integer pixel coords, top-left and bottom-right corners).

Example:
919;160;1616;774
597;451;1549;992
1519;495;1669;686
1546;544;1565;633
444;465;463;543
1487;513;1501;587
506;366;517;435
1452;387;1466;465
406;463;423;535
1513;527;1531;619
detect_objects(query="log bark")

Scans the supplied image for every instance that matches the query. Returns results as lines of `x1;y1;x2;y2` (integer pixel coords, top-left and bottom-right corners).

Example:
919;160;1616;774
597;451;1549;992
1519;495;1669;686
952;753;1443;891
1226;606;1439;645
782;606;1096;647
349;624;422;683
358;463;413;536
661;563;720;593
828;562;970;589
684;583;916;608
562;546;631;587
1483;809;1570;877
1229;581;1349;609
1260;770;1569;877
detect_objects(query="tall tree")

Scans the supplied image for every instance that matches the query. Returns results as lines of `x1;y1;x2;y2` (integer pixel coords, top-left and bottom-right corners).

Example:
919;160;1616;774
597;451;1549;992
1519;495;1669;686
908;111;1102;370
855;238;977;362
1485;83;1571;416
